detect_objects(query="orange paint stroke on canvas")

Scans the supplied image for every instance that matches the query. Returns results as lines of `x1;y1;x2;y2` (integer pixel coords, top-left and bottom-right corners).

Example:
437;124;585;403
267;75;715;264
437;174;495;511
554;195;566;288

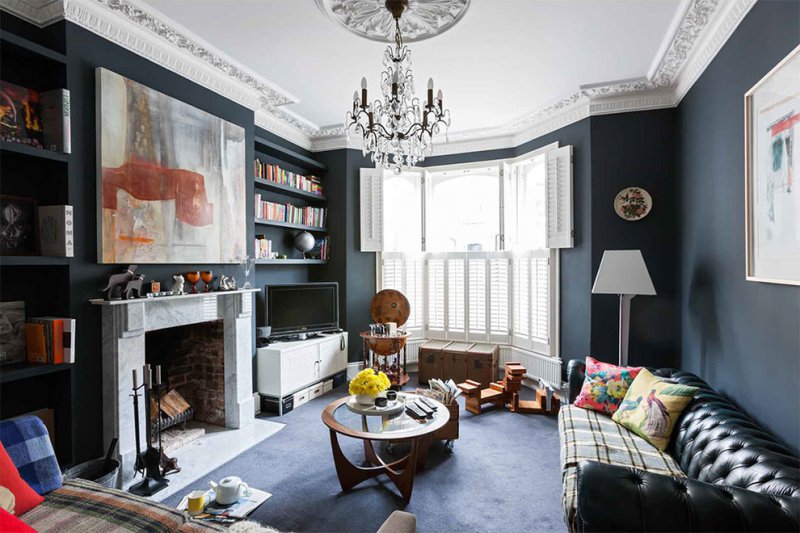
117;235;155;244
102;161;214;227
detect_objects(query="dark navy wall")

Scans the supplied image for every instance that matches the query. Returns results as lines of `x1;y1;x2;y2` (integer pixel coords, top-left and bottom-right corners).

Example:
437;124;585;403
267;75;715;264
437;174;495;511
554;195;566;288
677;0;800;452
590;111;679;369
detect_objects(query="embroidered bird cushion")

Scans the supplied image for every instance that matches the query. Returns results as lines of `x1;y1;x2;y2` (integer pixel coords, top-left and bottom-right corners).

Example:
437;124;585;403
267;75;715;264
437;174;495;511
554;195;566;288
612;368;700;451
573;356;642;415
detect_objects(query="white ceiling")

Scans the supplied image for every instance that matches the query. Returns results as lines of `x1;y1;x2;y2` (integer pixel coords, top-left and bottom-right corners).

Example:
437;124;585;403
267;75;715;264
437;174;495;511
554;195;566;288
143;0;682;134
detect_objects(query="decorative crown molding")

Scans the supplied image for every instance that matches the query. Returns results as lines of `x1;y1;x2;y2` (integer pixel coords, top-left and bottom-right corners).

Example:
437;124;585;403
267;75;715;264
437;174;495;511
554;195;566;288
0;0;758;155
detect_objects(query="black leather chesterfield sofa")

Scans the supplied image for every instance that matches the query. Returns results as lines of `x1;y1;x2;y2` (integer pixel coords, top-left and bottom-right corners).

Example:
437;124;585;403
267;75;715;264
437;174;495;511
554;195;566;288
561;359;800;532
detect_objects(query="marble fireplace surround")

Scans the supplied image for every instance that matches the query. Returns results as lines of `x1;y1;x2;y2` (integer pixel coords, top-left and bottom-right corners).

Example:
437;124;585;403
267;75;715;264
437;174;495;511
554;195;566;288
92;289;258;488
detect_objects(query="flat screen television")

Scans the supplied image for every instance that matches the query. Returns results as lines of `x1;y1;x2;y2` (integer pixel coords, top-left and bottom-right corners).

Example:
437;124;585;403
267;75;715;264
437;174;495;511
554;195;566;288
265;282;339;337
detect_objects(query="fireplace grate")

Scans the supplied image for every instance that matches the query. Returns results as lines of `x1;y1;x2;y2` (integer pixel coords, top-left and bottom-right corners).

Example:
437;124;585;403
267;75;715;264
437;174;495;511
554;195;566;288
152;406;195;435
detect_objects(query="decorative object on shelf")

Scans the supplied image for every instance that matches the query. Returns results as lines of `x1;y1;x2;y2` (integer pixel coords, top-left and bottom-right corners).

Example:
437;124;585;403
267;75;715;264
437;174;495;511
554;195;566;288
185;271;200;294
123;274;146;300
149;281;160;294
744;44;800;285
96;68;246;264
370;289;410;326
100;265;138;301
344;0;451;171
0;81;43;148
0;301;26;365
0;195;39;255
315;0;471;43
349;368;392;405
592;250;656;366
218;275;237;291
37;205;73;257
294;231;315;257
201;271;213;292
171;274;184;295
238;255;255;289
614;187;652;221
40;88;71;153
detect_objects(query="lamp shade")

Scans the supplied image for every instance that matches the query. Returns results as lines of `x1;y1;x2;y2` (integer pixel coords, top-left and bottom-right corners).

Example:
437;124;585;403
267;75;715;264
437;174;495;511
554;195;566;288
592;250;656;296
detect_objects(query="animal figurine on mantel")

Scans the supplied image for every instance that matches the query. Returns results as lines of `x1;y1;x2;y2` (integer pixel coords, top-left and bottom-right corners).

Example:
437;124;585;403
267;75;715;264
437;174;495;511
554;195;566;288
123;274;146;300
218;275;237;291
101;265;138;301
171;274;185;295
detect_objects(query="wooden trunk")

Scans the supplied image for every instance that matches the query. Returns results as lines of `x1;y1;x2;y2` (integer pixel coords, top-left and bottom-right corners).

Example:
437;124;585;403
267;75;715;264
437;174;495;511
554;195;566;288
465;343;499;387
441;342;473;384
417;340;450;384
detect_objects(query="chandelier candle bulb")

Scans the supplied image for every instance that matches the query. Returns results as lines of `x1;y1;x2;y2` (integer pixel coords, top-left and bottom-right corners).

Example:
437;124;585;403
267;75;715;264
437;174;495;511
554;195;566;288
427;78;434;106
437;89;443;107
361;76;368;103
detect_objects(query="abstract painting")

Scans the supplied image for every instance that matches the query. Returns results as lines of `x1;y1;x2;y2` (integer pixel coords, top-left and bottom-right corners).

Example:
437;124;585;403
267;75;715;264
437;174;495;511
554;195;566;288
97;68;246;264
745;45;800;285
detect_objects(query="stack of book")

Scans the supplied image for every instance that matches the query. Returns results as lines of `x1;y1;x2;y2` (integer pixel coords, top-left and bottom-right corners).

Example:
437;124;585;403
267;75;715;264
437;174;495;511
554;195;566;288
25;317;75;364
305;236;330;260
254;194;327;228
254;235;273;259
254;160;323;196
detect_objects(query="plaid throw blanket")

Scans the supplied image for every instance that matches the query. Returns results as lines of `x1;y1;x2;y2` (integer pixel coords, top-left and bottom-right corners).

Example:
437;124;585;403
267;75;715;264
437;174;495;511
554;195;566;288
0;415;62;495
559;405;685;531
20;479;224;532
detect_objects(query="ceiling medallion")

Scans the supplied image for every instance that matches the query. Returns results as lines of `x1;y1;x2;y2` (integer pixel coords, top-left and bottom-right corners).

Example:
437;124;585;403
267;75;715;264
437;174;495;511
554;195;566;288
315;0;471;43
345;0;452;171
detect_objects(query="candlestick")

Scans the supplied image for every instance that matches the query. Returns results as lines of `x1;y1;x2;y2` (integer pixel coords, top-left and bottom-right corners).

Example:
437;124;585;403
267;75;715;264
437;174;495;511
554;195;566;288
132;368;138;389
144;364;152;388
155;365;161;386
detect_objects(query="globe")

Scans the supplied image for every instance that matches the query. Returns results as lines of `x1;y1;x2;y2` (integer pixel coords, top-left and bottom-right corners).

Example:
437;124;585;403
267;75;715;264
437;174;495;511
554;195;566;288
294;231;315;253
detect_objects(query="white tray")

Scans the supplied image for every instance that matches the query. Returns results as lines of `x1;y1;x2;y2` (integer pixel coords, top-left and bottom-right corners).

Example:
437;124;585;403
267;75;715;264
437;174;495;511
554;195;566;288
345;394;406;416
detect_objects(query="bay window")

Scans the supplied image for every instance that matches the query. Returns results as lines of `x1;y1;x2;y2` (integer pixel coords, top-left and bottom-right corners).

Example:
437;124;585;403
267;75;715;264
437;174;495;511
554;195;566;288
361;143;572;360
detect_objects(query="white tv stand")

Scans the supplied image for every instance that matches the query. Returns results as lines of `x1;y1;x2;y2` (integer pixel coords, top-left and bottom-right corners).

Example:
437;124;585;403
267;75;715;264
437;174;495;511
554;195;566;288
256;332;348;415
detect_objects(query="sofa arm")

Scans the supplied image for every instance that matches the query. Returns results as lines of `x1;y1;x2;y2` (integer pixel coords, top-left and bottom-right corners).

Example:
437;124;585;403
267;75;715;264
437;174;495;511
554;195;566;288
574;461;800;532
566;359;586;404
376;511;416;533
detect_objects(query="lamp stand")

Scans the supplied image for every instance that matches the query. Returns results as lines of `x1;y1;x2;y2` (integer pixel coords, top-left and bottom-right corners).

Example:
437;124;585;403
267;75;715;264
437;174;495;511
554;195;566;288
618;294;635;366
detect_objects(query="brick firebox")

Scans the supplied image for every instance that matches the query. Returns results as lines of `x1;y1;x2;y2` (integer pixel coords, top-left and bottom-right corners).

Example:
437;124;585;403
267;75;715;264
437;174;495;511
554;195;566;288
145;320;226;426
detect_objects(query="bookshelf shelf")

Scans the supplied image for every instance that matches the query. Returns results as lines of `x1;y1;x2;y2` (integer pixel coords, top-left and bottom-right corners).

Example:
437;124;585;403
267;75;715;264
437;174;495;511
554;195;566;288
254;136;326;172
0;32;67;65
1;141;69;162
254;218;327;233
0;363;72;385
256;259;328;265
0;256;71;266
254;178;327;202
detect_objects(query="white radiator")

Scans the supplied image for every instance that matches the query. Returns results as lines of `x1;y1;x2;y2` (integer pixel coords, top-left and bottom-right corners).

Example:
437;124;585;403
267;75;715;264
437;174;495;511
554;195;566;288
499;345;562;386
405;338;425;365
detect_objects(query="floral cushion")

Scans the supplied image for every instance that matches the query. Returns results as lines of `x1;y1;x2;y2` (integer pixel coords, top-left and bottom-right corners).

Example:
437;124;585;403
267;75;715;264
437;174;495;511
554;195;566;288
573;356;642;415
612;368;699;451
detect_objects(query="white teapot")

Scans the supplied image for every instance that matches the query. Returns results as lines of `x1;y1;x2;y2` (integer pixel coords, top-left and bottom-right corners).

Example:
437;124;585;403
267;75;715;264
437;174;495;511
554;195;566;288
209;476;250;505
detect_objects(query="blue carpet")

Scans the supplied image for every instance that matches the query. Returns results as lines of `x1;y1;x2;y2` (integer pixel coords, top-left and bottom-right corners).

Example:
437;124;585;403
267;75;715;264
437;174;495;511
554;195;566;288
164;375;566;533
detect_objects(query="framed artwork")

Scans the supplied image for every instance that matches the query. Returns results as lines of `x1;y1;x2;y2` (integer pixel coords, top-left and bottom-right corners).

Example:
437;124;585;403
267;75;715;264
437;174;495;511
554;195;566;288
0;195;39;255
0;301;26;365
96;68;246;264
745;44;800;285
614;187;652;221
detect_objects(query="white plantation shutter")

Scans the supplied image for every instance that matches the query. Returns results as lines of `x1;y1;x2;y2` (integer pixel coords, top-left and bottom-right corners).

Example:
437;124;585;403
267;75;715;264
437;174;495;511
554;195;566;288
545;146;574;249
360;168;383;251
509;250;556;355
512;256;530;347
531;251;550;348
426;257;446;338
446;255;466;339
379;252;424;335
488;255;511;343
467;257;487;338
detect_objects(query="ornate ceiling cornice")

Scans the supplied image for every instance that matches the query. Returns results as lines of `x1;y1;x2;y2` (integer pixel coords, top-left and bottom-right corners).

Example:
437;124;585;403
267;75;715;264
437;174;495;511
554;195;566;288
0;0;757;155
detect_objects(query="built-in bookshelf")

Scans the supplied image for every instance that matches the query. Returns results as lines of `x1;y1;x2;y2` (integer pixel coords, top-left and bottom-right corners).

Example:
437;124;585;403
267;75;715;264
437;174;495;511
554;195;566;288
253;136;330;266
0;24;74;464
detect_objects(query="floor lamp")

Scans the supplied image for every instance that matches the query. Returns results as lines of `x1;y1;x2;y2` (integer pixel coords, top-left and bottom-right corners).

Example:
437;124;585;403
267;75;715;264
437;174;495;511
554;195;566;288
592;250;656;366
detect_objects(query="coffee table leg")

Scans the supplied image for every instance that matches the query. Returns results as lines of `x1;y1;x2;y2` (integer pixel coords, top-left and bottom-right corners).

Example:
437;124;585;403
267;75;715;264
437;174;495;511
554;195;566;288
329;429;379;491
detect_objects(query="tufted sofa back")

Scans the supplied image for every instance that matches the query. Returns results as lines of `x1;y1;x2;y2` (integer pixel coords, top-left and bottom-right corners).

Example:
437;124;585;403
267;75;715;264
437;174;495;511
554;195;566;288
650;368;800;499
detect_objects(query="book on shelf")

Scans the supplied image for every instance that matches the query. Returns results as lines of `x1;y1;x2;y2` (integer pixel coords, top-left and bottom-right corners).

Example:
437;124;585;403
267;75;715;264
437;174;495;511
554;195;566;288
305;236;330;260
254;159;323;196
254;195;326;228
24;317;75;364
40;89;71;153
38;205;74;257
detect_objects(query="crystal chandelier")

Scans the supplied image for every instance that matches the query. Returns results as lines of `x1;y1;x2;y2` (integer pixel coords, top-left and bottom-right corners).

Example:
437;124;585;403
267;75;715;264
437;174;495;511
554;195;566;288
346;0;451;172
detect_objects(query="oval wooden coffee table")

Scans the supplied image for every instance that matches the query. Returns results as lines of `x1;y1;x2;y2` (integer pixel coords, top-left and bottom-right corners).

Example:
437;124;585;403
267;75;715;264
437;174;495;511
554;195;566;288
321;394;448;503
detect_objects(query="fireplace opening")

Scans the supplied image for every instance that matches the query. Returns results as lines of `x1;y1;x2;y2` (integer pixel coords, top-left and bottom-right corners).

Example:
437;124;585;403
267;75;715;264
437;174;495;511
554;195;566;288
145;320;225;452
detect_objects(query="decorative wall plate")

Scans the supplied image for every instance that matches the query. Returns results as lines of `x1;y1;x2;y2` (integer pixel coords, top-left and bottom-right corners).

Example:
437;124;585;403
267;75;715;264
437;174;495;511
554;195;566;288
314;0;471;43
614;187;653;221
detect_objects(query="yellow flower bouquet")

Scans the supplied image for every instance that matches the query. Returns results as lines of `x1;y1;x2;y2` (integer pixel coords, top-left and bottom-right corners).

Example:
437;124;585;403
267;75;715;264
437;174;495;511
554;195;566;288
349;369;391;405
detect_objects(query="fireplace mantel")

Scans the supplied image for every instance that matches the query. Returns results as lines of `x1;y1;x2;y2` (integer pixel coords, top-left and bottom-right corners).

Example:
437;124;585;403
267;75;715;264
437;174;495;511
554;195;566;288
94;288;258;488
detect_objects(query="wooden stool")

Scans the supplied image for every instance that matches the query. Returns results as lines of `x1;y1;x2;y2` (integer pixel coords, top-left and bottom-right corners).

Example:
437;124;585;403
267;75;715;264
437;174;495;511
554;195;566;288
458;362;562;416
